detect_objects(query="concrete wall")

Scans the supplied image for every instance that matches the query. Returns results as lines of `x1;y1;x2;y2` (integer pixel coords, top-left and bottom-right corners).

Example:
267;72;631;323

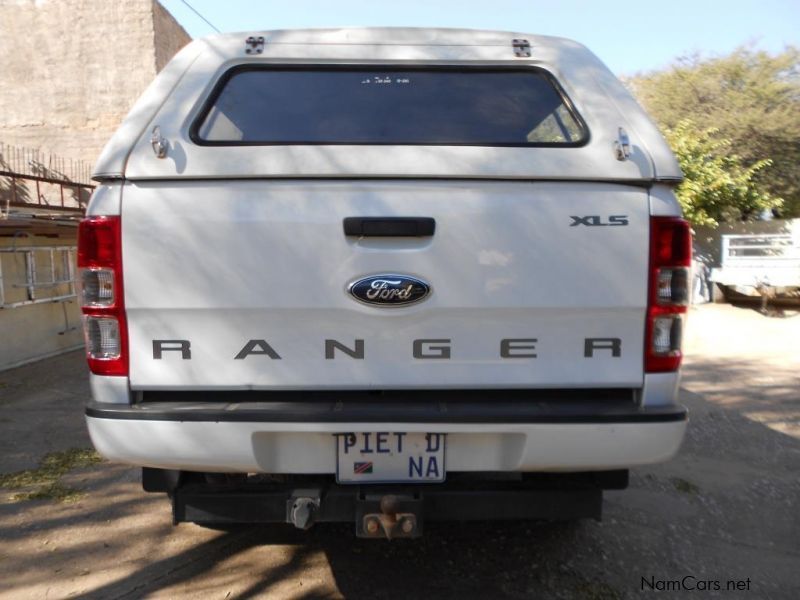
153;0;191;72
0;0;190;170
0;292;83;371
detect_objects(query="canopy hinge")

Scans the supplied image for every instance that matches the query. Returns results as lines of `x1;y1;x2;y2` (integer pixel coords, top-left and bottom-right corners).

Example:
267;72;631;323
245;36;265;55
512;39;531;57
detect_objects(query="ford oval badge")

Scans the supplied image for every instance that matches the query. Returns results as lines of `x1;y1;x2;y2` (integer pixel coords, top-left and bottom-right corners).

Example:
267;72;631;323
348;274;431;307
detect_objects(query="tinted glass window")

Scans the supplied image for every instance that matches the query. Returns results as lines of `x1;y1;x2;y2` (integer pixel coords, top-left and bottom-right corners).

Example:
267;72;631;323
195;68;586;146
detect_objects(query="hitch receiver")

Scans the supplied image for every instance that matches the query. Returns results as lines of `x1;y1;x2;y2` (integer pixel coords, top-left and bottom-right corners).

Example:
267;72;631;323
357;494;422;539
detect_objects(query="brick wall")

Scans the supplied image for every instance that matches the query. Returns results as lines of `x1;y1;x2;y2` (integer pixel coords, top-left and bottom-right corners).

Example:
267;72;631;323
153;0;192;72
0;0;190;170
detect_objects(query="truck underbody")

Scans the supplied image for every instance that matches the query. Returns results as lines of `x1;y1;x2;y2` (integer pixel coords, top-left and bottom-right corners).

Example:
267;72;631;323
147;468;630;539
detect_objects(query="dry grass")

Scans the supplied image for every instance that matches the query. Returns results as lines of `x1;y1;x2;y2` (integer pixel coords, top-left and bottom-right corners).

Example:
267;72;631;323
0;448;102;503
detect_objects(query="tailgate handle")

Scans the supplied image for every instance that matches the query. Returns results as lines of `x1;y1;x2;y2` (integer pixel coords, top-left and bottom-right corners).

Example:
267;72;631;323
343;217;436;237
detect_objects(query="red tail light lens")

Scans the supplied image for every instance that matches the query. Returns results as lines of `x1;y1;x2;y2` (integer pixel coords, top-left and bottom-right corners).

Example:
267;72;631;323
646;217;691;372
77;216;128;376
78;217;120;267
651;218;691;265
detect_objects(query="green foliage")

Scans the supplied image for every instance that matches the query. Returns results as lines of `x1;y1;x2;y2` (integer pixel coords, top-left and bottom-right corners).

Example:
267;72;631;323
628;46;800;220
664;121;782;227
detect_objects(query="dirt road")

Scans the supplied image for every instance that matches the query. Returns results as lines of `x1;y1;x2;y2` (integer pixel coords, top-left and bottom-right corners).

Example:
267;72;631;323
0;304;798;599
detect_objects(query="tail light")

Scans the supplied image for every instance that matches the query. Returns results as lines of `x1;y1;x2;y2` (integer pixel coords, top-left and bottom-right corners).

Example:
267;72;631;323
646;217;691;372
77;216;128;376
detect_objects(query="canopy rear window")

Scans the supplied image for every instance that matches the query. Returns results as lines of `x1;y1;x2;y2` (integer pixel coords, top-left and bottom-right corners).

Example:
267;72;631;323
193;67;587;146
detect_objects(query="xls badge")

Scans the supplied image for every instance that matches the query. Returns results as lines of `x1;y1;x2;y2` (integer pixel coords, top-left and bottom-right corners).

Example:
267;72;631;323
348;274;431;307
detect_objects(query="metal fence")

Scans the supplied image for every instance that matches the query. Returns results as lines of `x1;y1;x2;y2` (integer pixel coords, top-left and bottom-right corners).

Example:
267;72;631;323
0;142;94;214
0;142;93;185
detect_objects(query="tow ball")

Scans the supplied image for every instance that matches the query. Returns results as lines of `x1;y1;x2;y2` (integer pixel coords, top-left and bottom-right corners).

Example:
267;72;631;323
360;494;421;539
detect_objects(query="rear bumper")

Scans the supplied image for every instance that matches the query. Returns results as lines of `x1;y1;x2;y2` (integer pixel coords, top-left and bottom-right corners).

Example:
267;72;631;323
85;396;687;473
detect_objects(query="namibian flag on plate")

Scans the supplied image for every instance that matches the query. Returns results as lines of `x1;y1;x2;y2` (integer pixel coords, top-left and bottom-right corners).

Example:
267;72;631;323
353;461;373;475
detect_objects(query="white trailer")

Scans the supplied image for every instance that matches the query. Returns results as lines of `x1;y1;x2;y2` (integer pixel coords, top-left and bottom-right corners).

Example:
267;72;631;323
710;233;800;300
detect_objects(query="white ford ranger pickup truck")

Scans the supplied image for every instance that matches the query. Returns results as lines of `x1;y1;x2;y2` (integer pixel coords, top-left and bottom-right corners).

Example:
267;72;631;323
80;28;690;538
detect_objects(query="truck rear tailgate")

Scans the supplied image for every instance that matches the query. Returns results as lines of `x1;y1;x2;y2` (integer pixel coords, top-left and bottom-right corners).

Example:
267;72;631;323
122;179;648;389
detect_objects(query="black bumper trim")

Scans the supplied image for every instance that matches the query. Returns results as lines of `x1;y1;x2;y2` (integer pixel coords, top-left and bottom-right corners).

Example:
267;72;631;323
86;389;687;424
175;486;603;525
169;472;627;525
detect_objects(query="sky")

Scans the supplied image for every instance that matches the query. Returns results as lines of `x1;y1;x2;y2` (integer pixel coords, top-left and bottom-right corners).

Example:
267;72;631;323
159;0;799;76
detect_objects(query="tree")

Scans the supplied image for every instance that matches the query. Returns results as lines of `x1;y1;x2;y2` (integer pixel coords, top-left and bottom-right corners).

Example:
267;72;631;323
664;121;781;227
627;47;800;218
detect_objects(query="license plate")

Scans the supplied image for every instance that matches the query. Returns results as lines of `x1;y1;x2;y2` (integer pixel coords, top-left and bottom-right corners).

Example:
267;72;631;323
335;432;446;484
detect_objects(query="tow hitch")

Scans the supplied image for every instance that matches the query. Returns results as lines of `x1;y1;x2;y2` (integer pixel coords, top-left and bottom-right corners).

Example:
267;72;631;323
287;491;421;537
288;490;320;530
357;494;422;539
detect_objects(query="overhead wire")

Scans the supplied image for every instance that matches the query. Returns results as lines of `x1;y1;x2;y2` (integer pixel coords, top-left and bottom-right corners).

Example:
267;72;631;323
178;0;221;34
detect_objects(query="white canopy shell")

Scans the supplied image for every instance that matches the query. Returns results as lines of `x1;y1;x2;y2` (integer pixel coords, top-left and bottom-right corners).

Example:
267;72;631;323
93;28;682;183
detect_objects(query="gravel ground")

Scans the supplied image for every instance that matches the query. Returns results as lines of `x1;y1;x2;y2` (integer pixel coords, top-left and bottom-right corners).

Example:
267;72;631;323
0;303;798;599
